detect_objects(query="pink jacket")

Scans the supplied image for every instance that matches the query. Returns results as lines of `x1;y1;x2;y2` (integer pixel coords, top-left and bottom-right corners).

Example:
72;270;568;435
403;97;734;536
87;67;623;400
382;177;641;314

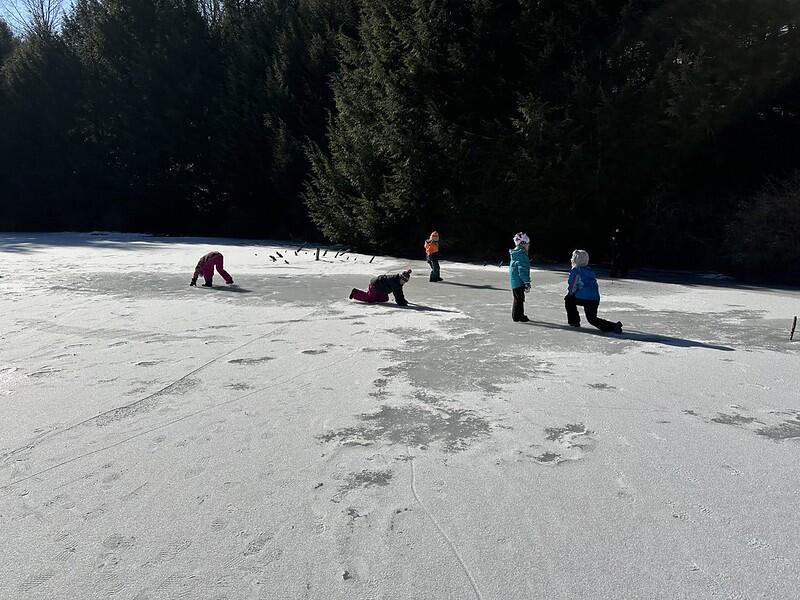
193;251;222;279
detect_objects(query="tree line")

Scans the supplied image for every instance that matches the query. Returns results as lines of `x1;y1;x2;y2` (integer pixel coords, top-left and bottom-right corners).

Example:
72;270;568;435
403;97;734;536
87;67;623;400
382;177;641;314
1;0;799;280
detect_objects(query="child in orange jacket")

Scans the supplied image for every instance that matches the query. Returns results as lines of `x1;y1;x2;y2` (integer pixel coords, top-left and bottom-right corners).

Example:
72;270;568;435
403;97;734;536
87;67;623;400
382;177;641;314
424;231;443;282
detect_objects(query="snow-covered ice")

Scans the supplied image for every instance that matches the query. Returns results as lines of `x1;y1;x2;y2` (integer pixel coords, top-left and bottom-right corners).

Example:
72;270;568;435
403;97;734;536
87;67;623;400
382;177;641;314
1;233;799;599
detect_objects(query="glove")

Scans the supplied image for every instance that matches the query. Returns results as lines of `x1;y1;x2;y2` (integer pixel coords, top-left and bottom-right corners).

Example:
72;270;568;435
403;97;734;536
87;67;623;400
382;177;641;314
190;279;196;287
524;283;531;293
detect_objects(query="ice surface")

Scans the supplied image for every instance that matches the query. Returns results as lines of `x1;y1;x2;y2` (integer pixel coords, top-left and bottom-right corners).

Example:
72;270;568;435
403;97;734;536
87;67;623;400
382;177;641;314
1;233;799;599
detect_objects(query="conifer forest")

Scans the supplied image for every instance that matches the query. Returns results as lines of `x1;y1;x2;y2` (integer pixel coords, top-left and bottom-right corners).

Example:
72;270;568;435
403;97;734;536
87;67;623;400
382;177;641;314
1;1;799;279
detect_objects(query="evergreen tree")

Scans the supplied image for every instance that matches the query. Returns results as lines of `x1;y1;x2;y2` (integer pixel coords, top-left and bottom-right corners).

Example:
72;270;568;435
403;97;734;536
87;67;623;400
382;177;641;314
0;0;798;277
307;0;533;254
62;0;220;231
1;15;81;229
210;0;357;237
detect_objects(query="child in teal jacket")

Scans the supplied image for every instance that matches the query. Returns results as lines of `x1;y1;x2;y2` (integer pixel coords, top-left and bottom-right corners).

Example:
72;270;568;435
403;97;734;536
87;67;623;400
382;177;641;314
509;232;531;322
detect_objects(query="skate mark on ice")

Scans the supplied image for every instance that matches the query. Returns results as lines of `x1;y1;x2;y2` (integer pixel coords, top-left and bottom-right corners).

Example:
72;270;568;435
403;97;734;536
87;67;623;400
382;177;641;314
587;383;616;390
407;449;483;600
683;409;700;416
29;367;63;378
226;382;253;391
120;482;148;501
151;540;191;564
0;317;305;461
105;580;126;596
135;361;161;367
53;544;77;561
96;552;120;570
94;378;201;425
722;464;744;476
301;349;327;355
243;531;273;556
228;356;274;365
1;321;355;493
83;505;107;521
155;573;200;600
20;570;56;591
101;470;124;487
124;379;159;396
255;547;284;569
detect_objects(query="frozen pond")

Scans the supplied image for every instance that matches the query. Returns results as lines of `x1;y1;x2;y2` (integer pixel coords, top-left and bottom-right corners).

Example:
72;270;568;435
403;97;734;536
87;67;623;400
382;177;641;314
1;233;799;599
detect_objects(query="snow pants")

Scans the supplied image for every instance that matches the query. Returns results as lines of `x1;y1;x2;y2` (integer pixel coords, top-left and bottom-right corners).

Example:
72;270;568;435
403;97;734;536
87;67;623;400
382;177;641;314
564;295;616;332
350;283;389;303
512;286;527;321
427;254;441;282
203;254;233;285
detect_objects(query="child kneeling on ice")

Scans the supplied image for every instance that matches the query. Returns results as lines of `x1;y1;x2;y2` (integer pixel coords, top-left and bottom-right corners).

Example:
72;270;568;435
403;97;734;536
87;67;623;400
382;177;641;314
350;269;412;306
190;251;234;287
565;249;622;334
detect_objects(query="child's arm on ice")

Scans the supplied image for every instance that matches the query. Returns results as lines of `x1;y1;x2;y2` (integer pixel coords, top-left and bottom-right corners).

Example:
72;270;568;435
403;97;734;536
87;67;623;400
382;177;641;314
393;287;408;306
190;258;203;285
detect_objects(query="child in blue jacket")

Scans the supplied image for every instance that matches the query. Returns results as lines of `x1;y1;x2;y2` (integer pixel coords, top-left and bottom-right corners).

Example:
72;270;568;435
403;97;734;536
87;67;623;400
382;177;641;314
509;232;532;322
565;250;622;333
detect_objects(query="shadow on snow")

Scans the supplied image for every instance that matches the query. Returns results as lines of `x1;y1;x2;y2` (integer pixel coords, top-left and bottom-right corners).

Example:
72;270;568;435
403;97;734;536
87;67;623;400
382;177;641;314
527;320;735;351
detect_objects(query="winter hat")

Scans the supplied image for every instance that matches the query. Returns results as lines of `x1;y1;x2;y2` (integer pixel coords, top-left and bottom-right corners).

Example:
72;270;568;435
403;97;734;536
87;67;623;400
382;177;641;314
571;249;589;267
399;269;412;283
513;232;530;246
429;231;440;241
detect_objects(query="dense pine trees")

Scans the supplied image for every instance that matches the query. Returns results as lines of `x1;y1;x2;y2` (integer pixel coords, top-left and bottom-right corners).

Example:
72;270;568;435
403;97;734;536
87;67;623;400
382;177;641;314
1;1;799;278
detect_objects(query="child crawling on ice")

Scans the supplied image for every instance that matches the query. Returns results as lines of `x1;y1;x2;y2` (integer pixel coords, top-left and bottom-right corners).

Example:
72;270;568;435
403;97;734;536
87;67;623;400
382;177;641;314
190;251;234;287
349;269;412;306
565;249;622;334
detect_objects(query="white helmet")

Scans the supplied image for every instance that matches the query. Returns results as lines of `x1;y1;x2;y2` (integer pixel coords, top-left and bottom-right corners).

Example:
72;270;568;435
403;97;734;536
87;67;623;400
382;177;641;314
513;232;530;245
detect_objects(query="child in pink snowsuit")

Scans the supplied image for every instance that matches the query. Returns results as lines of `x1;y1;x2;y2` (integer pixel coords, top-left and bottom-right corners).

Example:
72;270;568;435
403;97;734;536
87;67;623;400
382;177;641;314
190;251;234;287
